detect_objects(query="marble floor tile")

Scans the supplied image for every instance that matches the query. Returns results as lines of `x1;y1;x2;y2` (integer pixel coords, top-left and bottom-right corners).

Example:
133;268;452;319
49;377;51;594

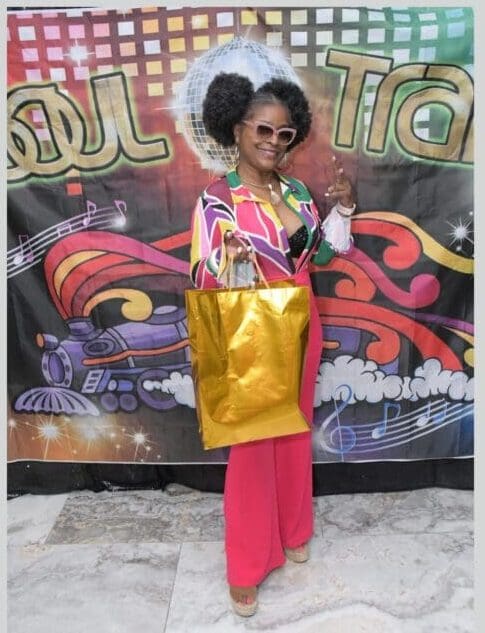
44;488;473;546
46;489;224;544
8;542;180;633
314;488;473;538
7;493;69;547
165;532;473;632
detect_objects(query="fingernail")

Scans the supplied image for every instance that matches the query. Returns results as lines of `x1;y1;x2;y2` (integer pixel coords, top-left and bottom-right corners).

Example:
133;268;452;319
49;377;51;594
324;192;330;197
237;246;243;254
338;168;344;174
246;246;252;252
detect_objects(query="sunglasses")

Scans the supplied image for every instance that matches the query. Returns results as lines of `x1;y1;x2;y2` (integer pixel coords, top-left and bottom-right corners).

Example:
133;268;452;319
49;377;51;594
242;120;297;146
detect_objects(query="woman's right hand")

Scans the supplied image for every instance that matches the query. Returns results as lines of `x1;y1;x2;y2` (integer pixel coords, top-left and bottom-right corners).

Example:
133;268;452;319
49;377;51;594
325;155;355;209
224;231;253;262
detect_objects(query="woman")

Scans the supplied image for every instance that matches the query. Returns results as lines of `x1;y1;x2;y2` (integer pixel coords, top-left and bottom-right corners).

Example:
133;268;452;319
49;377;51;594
190;72;355;616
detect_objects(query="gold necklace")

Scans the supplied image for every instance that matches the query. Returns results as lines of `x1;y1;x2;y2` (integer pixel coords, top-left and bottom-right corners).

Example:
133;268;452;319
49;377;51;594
240;176;281;205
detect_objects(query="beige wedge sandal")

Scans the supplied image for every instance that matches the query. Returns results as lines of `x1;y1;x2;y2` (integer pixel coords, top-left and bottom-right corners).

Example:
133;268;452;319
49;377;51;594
229;587;258;617
284;543;309;563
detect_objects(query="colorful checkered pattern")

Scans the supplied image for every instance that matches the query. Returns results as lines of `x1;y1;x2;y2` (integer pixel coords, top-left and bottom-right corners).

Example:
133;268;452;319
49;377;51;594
8;6;473;145
292;7;474;142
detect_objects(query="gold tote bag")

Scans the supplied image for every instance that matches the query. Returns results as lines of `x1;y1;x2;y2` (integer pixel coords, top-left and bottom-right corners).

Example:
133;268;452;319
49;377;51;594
185;256;310;449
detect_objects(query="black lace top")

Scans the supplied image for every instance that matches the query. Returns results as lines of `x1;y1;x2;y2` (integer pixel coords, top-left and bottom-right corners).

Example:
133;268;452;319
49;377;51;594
288;224;309;258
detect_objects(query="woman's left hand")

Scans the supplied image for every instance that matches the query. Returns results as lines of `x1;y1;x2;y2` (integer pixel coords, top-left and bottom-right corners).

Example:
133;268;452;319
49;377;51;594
325;155;355;208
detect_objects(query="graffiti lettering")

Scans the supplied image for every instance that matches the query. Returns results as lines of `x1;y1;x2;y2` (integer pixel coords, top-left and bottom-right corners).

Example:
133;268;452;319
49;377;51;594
7;72;171;183
326;49;473;164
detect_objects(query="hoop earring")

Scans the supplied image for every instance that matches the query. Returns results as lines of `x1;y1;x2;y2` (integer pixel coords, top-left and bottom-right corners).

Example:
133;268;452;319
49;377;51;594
232;144;240;169
278;151;289;170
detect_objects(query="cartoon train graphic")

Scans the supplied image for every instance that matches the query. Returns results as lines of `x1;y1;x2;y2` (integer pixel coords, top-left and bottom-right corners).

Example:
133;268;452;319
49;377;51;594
14;305;191;416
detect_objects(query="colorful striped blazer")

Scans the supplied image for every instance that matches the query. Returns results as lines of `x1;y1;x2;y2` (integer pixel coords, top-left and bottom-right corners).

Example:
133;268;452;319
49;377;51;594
190;168;342;289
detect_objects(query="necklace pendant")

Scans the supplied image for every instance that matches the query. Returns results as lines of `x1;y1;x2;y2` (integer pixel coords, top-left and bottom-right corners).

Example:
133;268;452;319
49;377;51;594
268;184;281;205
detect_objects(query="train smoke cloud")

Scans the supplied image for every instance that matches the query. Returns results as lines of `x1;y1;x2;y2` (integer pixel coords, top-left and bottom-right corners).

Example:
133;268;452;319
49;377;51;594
144;372;196;408
314;356;474;405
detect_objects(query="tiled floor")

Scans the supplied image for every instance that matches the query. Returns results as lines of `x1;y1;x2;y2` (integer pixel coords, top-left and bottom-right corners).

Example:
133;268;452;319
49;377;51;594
7;486;474;632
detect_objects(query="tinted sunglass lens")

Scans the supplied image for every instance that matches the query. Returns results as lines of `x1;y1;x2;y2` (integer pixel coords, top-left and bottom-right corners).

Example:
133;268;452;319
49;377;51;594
278;130;294;144
256;124;274;140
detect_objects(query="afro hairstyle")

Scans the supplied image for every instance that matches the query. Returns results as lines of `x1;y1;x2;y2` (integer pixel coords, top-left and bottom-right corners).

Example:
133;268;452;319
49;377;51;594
202;72;312;150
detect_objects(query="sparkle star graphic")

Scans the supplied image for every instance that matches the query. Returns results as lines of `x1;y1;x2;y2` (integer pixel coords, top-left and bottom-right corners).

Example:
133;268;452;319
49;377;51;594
8;418;17;439
64;40;95;67
446;217;474;253
126;428;155;460
34;416;67;459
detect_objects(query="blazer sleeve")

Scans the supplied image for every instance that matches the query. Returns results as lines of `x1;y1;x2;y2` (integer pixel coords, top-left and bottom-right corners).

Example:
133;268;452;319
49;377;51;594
321;203;354;254
189;192;235;289
310;199;354;265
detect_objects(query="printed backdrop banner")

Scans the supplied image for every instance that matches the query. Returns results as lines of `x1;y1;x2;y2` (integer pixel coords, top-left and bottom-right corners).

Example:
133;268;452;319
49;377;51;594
7;6;474;464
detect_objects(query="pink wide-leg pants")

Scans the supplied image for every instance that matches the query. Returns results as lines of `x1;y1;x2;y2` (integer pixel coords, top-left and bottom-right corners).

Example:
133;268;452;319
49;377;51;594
224;269;322;587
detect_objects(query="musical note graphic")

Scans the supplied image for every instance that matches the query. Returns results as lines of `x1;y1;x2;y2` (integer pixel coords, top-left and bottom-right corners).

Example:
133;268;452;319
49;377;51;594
371;402;401;438
363;400;470;451
12;234;34;266
7;199;127;278
314;396;472;458
432;401;448;424
57;222;73;238
415;401;431;428
82;200;98;226
414;400;450;428
315;384;356;458
113;200;127;227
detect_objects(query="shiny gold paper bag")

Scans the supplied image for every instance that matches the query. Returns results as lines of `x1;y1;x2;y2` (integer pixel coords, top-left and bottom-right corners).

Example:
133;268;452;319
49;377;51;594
185;277;310;450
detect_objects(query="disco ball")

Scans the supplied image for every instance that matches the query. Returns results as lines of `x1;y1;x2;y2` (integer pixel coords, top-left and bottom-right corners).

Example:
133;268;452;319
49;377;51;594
174;37;300;172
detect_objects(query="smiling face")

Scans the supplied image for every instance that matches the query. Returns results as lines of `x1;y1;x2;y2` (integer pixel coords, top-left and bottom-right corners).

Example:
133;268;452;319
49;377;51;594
234;101;293;176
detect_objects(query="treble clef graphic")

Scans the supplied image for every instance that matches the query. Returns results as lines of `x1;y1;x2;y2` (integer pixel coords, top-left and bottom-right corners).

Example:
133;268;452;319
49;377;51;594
314;384;356;458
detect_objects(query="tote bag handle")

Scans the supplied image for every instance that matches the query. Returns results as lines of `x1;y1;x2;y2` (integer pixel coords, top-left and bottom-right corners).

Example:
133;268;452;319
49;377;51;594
218;235;269;289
